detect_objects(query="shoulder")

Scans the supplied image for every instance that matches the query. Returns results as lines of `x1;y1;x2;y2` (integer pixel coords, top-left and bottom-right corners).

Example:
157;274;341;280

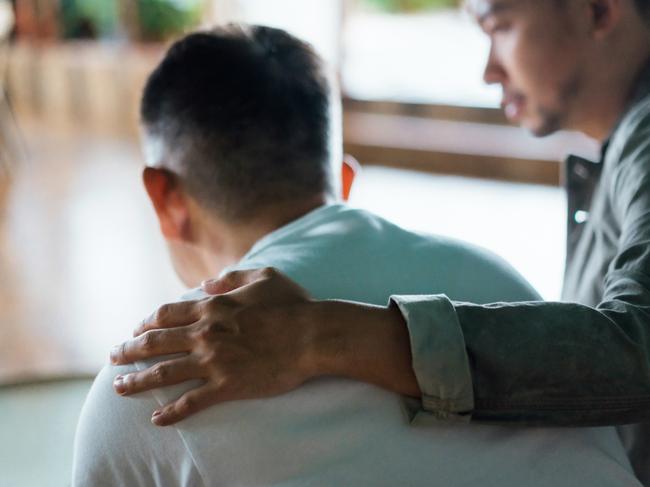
76;364;162;433
72;364;149;485
72;364;201;487
607;94;650;213
429;236;541;302
609;94;650;172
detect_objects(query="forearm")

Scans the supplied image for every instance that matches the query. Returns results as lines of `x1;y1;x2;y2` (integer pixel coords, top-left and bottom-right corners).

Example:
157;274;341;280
456;298;650;425
300;293;650;426
313;293;650;426
304;300;421;398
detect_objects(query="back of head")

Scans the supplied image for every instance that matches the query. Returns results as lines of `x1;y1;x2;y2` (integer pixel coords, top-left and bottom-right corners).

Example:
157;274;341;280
140;24;337;222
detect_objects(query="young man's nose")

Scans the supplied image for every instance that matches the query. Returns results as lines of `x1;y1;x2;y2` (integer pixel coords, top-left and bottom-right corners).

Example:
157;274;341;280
482;45;507;86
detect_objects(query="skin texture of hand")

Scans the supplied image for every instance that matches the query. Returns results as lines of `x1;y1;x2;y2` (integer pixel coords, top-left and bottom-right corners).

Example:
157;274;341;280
110;267;419;426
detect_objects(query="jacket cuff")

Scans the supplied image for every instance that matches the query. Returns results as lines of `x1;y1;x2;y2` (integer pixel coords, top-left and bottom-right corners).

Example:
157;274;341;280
390;294;474;422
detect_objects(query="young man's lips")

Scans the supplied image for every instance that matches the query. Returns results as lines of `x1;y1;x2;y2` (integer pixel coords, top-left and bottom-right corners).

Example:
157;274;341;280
502;95;526;120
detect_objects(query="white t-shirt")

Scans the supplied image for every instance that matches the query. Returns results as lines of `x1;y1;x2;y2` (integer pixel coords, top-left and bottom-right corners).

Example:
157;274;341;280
73;204;640;486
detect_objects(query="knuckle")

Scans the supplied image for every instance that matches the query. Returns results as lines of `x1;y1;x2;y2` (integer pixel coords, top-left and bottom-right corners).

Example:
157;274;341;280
209;294;234;309
197;297;212;315
196;321;220;343
153;304;171;324
176;396;196;415
122;374;136;392
222;270;239;284
219;270;242;290
202;296;220;314
151;364;168;384
200;349;221;368
260;266;277;279
219;374;236;390
140;330;158;351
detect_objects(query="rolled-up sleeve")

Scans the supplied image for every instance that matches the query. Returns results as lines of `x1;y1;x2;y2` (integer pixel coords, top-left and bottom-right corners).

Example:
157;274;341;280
390;294;474;422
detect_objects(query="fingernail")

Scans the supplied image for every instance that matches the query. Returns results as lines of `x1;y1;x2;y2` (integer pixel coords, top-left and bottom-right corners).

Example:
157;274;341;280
110;345;120;364
151;411;163;425
113;375;125;394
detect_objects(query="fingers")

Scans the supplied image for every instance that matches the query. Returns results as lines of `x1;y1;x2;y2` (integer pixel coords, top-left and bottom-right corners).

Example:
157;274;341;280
201;267;277;295
202;267;310;305
110;327;194;365
134;300;203;337
113;356;201;396
151;385;219;426
228;270;310;305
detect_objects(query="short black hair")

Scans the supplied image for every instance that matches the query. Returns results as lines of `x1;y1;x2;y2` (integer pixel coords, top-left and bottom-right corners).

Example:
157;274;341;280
635;0;650;20
141;24;335;221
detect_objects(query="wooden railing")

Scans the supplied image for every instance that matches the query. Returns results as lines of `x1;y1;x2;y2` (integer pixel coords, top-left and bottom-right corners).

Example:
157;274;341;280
343;99;599;186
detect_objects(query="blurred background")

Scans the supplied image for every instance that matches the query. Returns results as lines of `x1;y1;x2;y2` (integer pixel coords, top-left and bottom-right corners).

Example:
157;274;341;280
0;0;600;484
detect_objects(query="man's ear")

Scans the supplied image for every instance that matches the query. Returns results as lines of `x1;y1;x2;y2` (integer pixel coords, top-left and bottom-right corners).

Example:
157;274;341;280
588;0;623;39
142;167;192;241
341;154;361;201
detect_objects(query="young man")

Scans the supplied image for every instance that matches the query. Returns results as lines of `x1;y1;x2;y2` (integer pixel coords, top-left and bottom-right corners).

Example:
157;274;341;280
74;25;640;486
110;0;650;484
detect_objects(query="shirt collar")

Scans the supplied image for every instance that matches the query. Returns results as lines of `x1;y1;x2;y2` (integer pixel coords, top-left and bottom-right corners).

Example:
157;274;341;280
232;203;343;265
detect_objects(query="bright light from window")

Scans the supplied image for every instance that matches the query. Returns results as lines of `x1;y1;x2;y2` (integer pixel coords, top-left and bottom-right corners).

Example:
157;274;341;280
342;7;500;106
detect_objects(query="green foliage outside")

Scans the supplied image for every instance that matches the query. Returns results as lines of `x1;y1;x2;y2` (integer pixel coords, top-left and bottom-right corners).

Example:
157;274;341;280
364;0;459;12
137;0;203;42
60;0;119;39
60;0;203;41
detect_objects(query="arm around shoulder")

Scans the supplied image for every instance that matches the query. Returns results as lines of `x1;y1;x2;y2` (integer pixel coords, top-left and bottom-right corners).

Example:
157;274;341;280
395;105;650;426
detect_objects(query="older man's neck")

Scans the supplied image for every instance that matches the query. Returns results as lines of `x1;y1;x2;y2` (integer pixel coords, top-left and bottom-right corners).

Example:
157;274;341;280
204;194;332;272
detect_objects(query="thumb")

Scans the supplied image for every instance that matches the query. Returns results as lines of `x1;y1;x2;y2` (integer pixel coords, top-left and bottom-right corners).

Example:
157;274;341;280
201;268;273;295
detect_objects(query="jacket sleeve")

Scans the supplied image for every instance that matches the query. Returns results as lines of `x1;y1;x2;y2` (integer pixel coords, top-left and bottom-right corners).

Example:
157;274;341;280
393;102;650;427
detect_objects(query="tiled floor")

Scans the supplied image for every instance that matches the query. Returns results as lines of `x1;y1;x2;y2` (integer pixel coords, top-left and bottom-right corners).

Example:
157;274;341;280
0;123;566;383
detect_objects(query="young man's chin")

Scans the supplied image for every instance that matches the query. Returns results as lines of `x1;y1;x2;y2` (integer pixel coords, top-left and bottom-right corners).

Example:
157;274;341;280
504;100;563;137
527;121;561;138
526;107;566;138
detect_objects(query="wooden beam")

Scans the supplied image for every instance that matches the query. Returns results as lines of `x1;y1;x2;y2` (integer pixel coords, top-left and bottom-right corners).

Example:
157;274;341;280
343;142;559;185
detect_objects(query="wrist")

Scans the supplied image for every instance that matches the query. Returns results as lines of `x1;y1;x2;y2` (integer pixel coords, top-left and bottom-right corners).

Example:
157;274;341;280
297;300;346;379
298;300;419;397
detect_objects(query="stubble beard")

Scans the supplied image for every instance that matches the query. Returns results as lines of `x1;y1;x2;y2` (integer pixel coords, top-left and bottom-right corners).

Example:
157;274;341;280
527;70;583;138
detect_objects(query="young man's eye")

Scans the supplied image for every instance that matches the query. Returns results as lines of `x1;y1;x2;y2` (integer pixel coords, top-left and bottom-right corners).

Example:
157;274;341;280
489;22;511;34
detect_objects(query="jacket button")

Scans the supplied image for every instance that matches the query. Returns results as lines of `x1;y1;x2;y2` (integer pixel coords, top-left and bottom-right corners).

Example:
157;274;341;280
573;163;590;179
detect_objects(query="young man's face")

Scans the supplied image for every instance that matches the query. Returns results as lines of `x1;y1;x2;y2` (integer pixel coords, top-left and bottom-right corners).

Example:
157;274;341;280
470;0;586;136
